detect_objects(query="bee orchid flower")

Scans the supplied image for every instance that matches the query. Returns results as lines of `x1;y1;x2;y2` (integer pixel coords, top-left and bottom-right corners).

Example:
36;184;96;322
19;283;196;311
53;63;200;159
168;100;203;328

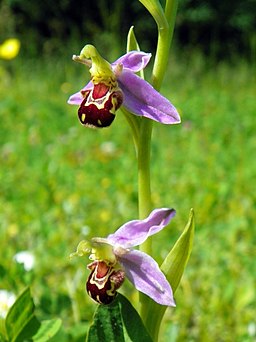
71;208;176;306
68;45;180;128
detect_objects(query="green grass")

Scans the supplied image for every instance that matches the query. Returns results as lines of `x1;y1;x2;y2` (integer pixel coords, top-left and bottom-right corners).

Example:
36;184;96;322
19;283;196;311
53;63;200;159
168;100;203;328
0;51;255;341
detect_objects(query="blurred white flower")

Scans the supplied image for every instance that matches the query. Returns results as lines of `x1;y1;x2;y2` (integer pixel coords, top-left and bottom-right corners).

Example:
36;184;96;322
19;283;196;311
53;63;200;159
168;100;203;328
248;322;256;337
100;141;117;155
0;290;16;318
81;225;91;236
13;251;35;271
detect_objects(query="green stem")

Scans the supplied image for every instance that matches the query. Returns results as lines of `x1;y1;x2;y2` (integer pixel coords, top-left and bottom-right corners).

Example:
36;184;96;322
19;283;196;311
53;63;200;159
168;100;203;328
137;119;153;231
165;0;179;41
138;0;178;340
138;25;169;331
151;0;178;90
138;8;171;273
137;117;154;325
151;28;170;90
120;107;140;153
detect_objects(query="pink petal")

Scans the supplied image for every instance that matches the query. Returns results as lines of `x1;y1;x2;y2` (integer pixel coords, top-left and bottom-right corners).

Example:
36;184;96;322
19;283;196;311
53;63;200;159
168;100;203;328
118;250;175;306
67;81;93;105
118;70;181;124
112;51;151;73
107;208;176;248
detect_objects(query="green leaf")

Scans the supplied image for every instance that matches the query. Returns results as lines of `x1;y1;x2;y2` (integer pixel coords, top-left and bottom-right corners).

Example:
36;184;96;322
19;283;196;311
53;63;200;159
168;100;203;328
32;319;62;342
86;298;125;342
5;287;40;342
0;318;7;341
67;322;89;341
86;294;152;342
118;293;153;342
142;209;195;341
161;208;195;293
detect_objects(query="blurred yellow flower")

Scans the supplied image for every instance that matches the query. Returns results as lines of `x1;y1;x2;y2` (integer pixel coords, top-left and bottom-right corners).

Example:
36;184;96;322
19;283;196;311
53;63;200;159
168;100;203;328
0;38;20;60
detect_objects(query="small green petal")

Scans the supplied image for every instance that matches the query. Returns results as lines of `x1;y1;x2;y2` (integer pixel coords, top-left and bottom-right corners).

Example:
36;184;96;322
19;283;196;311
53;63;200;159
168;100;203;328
91;238;116;264
123;26;142;147
79;44;114;81
126;26;140;53
126;26;145;80
69;240;92;259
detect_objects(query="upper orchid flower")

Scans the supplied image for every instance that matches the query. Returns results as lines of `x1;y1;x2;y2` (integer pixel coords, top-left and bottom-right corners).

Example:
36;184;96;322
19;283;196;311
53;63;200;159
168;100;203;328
68;45;180;128
70;208;176;306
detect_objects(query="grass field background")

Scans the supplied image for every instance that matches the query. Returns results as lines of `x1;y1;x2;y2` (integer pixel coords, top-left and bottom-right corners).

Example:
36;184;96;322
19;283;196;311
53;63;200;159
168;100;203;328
0;50;255;341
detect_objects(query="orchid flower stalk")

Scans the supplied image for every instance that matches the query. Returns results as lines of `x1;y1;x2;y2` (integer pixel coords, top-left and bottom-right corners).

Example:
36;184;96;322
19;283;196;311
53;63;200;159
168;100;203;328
67;0;193;341
132;0;179;333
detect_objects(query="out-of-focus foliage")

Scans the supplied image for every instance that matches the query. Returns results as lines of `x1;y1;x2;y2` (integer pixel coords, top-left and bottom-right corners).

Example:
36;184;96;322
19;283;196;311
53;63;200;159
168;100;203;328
1;0;255;59
176;0;256;59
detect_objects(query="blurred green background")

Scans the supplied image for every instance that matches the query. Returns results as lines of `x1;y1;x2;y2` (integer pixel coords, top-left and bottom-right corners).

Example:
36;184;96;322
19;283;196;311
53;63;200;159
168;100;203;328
0;0;255;341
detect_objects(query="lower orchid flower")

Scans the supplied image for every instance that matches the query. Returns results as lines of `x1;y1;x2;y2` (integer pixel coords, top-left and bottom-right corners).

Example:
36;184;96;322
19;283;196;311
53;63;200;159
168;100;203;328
68;45;180;128
70;208;176;306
